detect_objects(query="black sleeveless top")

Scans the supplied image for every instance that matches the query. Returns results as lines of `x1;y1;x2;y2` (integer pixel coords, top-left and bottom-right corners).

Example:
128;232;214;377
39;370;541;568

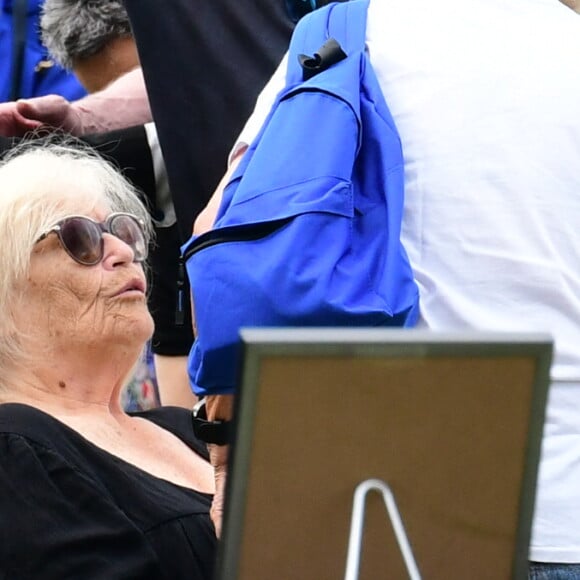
0;403;216;580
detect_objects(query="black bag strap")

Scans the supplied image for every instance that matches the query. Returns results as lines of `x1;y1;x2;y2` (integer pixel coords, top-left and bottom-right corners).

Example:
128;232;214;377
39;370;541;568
10;0;29;101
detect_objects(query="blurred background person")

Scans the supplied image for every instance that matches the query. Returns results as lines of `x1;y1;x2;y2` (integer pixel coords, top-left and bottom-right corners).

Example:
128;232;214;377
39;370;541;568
122;0;295;243
0;0;85;102
40;0;137;92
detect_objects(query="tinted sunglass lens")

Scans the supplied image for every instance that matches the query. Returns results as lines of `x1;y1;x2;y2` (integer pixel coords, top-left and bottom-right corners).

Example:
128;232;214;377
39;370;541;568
110;215;147;262
59;218;102;265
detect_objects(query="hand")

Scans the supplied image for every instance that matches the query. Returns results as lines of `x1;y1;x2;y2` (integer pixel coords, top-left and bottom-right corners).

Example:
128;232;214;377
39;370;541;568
16;95;84;135
208;443;229;538
204;393;235;538
0;101;43;137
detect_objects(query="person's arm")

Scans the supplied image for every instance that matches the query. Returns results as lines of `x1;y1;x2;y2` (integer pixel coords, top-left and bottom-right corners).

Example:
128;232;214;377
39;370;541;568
190;54;288;537
202;395;234;538
191;149;245;538
0;68;151;138
0;434;164;578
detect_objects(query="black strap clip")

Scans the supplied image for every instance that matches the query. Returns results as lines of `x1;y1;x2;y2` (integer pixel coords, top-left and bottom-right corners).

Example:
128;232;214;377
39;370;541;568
299;37;347;81
192;398;232;446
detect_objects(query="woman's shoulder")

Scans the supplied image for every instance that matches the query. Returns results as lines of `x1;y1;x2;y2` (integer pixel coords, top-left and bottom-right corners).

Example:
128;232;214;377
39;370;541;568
0;402;98;474
0;403;97;492
0;402;210;461
0;406;169;579
0;402;69;442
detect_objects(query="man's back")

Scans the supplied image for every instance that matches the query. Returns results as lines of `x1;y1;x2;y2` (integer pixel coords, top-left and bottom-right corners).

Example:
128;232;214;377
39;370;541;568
367;0;580;565
372;0;579;371
234;0;580;567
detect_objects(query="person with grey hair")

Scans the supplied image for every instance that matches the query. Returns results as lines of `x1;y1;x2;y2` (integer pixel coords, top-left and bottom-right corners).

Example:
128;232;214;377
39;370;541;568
0;141;216;579
40;0;136;92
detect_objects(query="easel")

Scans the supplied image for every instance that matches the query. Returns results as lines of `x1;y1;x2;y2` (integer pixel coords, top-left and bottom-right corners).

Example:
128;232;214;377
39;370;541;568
345;478;421;580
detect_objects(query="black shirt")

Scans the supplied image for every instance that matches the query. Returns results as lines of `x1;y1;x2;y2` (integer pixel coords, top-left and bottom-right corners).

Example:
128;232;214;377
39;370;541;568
122;0;295;240
0;403;215;580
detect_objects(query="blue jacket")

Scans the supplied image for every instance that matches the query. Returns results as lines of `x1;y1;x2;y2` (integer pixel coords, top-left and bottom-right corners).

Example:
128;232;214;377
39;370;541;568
0;0;86;101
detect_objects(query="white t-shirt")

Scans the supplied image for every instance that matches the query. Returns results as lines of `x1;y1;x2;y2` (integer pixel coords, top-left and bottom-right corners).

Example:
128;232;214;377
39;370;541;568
236;0;580;563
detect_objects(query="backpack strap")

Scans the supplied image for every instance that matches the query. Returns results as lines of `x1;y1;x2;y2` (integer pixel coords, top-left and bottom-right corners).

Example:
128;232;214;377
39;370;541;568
286;0;370;85
326;0;369;55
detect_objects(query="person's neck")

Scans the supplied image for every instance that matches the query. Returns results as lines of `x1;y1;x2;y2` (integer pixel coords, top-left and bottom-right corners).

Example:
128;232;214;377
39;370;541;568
0;345;141;419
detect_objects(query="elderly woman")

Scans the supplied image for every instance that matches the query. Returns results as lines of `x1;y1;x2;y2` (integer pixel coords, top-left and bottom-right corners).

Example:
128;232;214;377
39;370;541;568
0;142;215;579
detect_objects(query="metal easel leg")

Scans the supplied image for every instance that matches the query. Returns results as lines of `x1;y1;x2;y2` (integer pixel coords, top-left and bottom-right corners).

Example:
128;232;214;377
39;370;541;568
344;478;422;580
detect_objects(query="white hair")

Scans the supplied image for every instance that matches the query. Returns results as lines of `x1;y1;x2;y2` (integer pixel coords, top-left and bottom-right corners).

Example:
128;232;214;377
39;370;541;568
0;140;153;373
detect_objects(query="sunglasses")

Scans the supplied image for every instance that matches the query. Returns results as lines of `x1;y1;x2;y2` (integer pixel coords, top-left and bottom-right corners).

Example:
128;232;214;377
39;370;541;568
36;213;148;266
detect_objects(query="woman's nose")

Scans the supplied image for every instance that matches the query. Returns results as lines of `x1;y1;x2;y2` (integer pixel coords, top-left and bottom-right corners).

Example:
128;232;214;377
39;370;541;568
101;233;136;268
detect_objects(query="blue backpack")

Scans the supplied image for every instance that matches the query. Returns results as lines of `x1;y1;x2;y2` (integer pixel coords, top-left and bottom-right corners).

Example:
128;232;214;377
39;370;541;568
182;0;419;397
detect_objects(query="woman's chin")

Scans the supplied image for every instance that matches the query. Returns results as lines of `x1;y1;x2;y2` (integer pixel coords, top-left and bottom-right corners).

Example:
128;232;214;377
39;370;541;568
106;311;155;349
130;315;155;345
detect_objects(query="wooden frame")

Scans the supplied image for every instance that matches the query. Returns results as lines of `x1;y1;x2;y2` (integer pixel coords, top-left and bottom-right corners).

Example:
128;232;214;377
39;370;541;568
216;329;552;580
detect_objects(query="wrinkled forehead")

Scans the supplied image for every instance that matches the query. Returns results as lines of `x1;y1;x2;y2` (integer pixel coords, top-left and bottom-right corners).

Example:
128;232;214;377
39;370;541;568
50;188;111;219
34;188;112;232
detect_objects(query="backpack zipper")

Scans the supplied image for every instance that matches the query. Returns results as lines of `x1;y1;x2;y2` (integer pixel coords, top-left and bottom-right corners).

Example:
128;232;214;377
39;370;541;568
175;217;293;325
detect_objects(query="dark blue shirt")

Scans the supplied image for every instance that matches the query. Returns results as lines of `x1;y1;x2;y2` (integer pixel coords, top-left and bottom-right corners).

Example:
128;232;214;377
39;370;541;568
0;0;86;101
